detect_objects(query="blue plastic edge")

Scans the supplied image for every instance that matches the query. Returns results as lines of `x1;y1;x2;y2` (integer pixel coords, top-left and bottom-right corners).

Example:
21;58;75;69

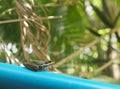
0;62;120;89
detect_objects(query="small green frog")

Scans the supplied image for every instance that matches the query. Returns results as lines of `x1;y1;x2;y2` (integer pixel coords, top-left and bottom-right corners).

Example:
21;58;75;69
23;60;54;71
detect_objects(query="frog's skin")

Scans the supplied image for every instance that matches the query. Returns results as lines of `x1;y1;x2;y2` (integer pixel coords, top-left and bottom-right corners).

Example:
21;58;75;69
23;60;54;71
23;63;40;71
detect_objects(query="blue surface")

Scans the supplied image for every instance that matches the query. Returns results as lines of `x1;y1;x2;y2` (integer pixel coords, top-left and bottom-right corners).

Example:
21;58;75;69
0;62;120;89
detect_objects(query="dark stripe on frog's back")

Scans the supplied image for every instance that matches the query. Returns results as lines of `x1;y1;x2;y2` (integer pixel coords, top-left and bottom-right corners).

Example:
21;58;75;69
23;63;40;71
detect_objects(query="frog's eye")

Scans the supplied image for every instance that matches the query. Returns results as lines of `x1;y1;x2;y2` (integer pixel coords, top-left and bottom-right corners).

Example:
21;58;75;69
44;60;52;64
43;61;54;67
23;63;39;71
39;61;54;70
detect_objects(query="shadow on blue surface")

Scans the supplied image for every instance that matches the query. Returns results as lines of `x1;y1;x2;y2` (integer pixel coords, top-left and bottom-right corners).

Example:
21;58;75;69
0;62;120;89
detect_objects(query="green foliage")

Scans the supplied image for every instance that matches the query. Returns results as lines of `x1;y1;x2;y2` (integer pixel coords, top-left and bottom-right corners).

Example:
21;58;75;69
0;0;120;81
0;0;20;43
91;4;113;28
49;3;93;62
0;23;20;43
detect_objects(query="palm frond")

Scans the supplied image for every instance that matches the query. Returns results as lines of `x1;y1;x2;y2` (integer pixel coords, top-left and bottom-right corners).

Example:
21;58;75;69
91;4;113;28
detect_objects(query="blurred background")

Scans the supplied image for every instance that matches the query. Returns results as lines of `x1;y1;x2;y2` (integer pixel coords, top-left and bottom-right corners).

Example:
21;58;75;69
0;0;120;85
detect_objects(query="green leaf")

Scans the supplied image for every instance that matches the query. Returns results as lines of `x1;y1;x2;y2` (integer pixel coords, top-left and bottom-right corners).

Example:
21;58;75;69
91;4;113;28
87;27;101;37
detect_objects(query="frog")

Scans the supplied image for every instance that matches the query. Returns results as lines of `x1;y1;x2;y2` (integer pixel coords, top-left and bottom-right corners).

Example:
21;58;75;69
23;60;54;71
